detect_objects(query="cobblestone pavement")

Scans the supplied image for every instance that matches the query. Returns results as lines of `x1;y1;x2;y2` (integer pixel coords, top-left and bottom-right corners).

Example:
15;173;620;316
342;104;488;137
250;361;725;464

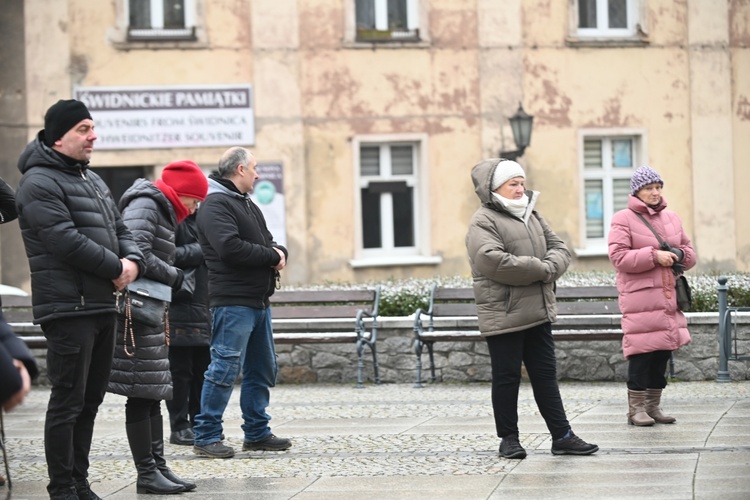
2;381;749;499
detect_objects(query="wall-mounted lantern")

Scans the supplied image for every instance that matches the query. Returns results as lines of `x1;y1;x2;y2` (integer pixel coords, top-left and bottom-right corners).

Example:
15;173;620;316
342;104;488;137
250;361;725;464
500;103;533;161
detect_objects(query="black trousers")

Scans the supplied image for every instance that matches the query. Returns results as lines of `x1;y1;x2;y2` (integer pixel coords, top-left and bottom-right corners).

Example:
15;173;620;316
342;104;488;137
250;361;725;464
125;396;162;424
627;350;672;390
42;313;116;495
486;322;570;440
165;345;210;431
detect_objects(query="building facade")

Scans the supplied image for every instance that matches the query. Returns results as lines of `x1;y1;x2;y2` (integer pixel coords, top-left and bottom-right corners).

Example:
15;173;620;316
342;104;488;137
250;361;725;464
0;0;748;290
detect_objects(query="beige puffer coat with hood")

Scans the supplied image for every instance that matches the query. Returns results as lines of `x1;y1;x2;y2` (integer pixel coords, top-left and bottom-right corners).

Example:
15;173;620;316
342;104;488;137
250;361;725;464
466;158;571;336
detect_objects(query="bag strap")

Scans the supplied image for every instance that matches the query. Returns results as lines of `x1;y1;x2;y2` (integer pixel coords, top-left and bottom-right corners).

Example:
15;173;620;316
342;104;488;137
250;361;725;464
630;209;665;246
631;210;684;279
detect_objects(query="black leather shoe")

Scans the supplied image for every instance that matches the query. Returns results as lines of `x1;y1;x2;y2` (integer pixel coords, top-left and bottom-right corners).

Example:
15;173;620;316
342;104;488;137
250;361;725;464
242;434;292;451
75;479;102;499
49;486;79;500
499;434;527;459
169;428;195;445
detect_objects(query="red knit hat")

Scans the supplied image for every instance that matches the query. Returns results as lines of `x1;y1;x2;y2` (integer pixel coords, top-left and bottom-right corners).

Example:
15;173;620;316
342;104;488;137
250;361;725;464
160;160;208;201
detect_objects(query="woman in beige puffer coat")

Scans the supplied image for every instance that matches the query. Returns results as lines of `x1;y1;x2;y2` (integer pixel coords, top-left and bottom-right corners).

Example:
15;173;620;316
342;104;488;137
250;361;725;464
466;158;598;460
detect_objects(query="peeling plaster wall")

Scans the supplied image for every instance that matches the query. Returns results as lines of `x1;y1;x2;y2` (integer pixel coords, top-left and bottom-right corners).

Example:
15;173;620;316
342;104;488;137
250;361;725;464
297;0;485;282
522;2;695;267
0;0;29;289
3;0;748;292
689;0;737;271
730;0;750;270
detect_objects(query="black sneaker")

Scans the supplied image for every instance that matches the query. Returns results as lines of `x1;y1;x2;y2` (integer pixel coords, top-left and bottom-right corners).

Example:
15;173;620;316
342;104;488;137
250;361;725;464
499;434;527;459
551;432;599;456
193;441;235;458
242;434;292;451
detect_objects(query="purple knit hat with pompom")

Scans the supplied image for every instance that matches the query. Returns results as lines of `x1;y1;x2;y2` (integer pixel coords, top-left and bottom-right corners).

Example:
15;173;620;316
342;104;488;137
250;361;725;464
630;166;663;195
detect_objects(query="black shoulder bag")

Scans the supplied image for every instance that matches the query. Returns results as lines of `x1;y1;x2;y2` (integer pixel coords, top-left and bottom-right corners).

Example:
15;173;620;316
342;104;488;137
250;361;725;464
632;211;692;312
117;277;172;357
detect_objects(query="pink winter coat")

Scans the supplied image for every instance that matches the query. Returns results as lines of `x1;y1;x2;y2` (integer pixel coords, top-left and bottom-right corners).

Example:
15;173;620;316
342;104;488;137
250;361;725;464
608;195;697;359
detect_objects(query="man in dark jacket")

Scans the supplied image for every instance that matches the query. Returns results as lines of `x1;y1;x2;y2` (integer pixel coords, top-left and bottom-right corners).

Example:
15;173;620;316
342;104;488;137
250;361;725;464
192;146;289;459
15;99;145;500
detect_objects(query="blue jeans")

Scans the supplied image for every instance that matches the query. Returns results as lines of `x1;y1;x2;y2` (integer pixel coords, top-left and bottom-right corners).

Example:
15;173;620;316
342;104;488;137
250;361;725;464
193;305;278;446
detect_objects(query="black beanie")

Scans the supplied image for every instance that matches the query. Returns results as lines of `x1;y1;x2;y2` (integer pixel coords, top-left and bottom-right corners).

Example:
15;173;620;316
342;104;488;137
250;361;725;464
43;99;93;147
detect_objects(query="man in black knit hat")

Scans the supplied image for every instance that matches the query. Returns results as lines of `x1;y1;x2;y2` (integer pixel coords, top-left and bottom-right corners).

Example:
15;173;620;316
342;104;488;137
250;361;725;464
15;99;145;500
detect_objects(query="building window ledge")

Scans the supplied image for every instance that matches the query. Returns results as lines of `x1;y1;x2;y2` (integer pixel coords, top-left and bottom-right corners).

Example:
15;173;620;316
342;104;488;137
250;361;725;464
343;40;430;50
565;36;649;48
350;255;442;268
574;246;609;258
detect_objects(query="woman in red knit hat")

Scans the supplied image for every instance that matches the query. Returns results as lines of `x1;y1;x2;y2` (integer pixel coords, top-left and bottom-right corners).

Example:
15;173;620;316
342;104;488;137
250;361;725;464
108;161;208;495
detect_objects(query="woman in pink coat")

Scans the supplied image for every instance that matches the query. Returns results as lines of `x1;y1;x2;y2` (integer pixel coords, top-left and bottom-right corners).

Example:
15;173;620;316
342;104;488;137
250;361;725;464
608;166;697;426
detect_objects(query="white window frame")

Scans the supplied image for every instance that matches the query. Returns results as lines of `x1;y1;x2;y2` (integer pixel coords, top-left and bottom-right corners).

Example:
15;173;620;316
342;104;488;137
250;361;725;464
350;134;440;268
569;0;647;42
576;128;647;256
127;0;195;39
110;0;206;48
344;0;430;47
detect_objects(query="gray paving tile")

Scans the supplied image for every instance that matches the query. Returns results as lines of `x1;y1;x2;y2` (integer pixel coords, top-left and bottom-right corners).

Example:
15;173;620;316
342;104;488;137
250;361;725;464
1;381;749;499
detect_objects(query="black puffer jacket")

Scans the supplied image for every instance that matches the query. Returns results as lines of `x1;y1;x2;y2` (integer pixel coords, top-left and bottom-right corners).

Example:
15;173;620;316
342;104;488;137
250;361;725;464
108;179;179;401
169;213;211;347
15;134;144;324
196;176;287;308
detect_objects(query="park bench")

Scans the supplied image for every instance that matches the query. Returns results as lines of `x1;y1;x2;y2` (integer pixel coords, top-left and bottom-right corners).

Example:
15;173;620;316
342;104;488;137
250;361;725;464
3;287;383;387
412;284;622;387
269;286;382;388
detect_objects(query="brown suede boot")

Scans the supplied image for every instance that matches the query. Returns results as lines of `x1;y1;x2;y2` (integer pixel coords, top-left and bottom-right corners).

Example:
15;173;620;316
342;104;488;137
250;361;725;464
627;389;655;426
645;388;676;424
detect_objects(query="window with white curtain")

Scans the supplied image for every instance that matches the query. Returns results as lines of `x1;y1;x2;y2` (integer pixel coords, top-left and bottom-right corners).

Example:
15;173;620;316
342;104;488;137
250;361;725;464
579;132;644;253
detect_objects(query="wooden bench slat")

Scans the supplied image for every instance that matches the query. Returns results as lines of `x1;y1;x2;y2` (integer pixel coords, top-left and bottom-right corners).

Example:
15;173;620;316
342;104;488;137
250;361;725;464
1;295;32;308
433;303;477;316
553;329;623;341
272;304;371;319
433;288;475;301
556;286;619;299
3;310;36;323
271;290;376;303
557;301;621;314
275;331;371;343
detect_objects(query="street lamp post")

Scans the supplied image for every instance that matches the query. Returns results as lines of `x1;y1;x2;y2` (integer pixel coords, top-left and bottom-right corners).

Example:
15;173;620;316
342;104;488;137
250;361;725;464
500;103;534;161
